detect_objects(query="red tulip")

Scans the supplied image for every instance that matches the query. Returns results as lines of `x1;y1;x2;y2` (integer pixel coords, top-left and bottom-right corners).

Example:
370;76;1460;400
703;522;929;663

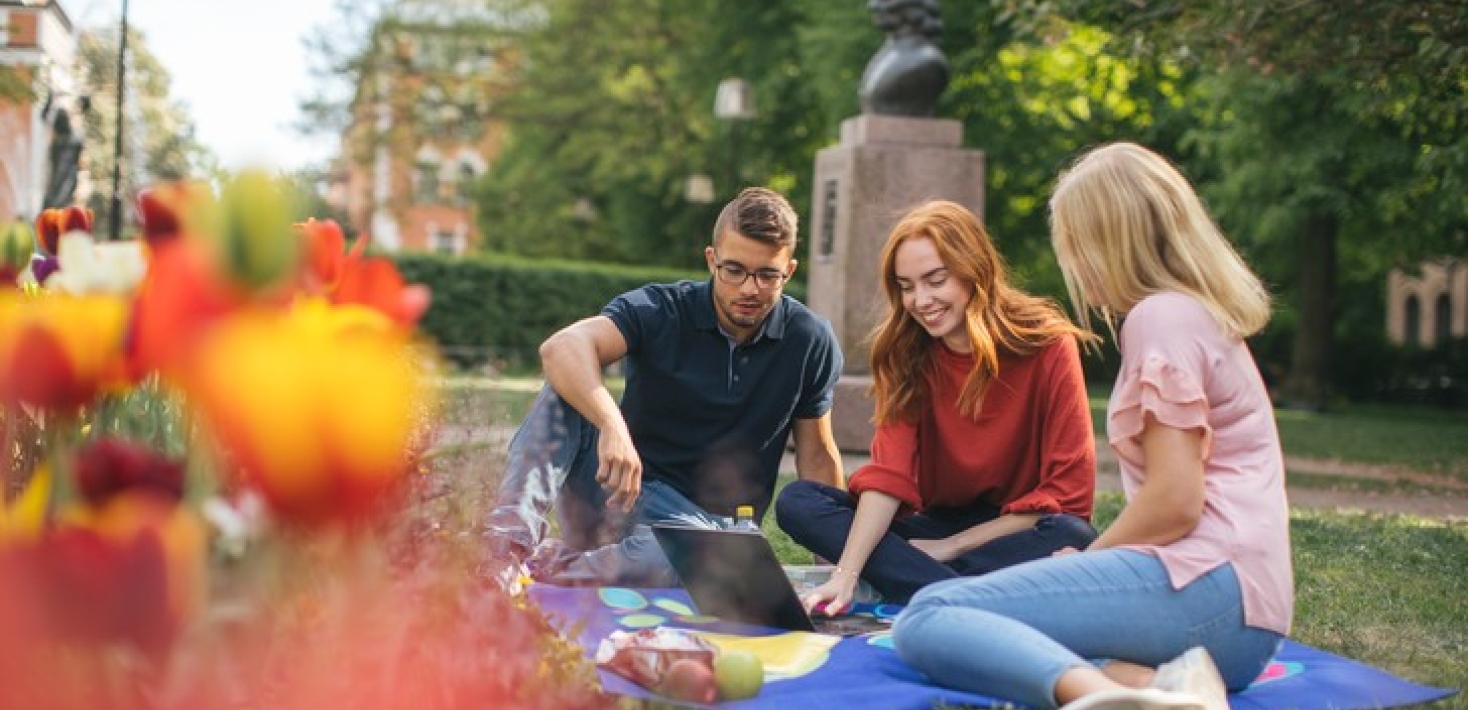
34;206;94;256
74;437;186;507
125;239;249;380
0;293;130;414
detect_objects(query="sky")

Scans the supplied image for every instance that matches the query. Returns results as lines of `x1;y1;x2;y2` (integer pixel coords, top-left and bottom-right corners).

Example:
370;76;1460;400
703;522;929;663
73;0;343;172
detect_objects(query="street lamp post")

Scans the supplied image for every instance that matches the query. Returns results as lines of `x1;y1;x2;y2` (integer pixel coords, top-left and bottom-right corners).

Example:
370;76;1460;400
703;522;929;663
109;0;129;241
713;78;756;199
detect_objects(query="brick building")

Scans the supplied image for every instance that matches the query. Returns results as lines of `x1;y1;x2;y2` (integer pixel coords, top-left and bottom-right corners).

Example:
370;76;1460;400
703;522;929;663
328;3;512;255
1387;259;1467;348
0;0;79;225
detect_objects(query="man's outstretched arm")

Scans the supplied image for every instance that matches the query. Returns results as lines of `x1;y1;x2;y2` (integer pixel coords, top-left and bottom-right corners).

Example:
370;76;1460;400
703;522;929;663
539;316;641;511
791;414;844;489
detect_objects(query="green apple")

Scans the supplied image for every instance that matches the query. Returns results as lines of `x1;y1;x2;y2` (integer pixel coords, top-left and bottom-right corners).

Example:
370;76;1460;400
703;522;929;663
714;650;764;700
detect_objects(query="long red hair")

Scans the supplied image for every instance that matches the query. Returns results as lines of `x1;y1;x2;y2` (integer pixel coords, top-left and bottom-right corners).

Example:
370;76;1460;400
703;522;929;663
869;200;1093;424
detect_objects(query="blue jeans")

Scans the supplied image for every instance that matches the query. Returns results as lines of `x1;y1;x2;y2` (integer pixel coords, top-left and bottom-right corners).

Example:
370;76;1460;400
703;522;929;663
775;480;1098;602
893;550;1283;710
484;386;705;586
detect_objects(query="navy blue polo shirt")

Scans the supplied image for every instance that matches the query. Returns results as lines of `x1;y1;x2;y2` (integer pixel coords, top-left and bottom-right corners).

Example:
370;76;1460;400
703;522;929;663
602;279;842;519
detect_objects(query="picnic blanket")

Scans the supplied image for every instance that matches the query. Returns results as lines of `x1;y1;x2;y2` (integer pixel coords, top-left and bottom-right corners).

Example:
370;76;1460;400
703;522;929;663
528;585;1457;710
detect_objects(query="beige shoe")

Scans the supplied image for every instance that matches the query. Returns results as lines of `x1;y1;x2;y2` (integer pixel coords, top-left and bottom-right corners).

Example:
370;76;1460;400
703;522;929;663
1061;688;1206;710
1151;647;1229;710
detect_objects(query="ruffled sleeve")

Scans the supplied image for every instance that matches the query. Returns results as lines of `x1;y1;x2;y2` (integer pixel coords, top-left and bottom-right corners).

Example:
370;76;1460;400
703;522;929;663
848;421;921;512
1108;355;1213;466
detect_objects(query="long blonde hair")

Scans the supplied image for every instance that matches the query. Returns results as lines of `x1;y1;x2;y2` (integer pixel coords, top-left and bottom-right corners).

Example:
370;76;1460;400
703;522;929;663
869;200;1091;425
1049;142;1271;339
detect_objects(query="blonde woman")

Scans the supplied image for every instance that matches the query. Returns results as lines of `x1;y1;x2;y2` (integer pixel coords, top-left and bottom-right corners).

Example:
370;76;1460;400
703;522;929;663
776;200;1098;611
893;143;1292;710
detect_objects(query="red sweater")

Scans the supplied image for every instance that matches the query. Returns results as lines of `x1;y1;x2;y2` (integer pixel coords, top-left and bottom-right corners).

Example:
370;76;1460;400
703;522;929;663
848;335;1096;519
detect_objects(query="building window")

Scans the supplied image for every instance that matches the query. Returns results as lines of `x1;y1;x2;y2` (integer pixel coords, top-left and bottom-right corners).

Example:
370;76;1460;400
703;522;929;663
434;230;457;255
1404;295;1421;347
455;163;477;206
415;161;440;203
1435;293;1452;345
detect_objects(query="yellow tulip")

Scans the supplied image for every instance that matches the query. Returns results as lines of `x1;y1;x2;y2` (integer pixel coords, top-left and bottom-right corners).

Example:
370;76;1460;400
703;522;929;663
0;291;130;413
0;466;50;544
185;301;433;525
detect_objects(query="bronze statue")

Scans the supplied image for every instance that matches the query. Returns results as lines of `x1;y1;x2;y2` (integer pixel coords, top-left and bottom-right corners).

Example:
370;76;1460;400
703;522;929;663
859;0;949;117
42;105;84;210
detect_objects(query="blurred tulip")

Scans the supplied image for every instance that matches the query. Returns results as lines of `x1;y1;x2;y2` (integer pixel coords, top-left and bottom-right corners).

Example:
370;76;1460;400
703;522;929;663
185;301;432;525
1;220;34;277
34;206;94;256
136;181;210;246
74;437;186;507
125;238;249;380
337;257;432;329
40;492;206;653
294;218;429;328
297;218;363;293
0;465;51;544
44;232;148;295
30;253;60;284
208;171;299;291
0;292;130;413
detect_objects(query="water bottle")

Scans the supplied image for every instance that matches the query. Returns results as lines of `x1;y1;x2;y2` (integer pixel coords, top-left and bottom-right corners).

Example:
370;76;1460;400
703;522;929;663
731;505;760;532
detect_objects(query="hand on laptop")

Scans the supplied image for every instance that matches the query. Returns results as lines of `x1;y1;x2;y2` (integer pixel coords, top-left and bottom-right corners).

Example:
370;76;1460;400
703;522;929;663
801;567;859;616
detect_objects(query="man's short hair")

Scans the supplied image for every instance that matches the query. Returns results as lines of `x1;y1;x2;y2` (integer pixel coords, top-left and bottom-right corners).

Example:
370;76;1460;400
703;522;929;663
712;187;798;249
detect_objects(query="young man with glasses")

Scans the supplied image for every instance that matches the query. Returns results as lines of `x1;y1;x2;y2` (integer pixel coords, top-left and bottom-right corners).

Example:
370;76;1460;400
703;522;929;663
485;187;845;587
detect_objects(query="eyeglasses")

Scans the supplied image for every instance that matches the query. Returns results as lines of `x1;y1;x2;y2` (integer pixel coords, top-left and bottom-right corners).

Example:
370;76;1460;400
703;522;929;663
714;261;789;290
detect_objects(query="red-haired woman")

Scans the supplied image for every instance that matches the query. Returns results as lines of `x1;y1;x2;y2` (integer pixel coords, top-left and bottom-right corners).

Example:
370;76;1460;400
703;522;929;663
776;199;1098;612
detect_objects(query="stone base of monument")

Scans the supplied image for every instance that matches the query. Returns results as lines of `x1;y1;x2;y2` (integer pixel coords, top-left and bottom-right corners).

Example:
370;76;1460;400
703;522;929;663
806;115;985;454
830;375;876;454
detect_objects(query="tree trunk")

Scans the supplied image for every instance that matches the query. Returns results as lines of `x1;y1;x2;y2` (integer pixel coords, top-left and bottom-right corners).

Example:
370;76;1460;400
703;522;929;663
1282;212;1338;408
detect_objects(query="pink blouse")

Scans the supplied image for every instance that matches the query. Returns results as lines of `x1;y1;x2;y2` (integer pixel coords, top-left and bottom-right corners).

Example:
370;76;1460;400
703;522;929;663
1109;292;1294;635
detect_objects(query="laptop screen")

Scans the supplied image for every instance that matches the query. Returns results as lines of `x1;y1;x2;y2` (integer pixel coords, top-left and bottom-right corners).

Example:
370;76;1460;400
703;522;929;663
651;524;817;632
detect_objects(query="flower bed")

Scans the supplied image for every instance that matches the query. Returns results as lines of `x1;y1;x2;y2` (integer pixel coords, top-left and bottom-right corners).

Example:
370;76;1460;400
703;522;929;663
0;175;612;710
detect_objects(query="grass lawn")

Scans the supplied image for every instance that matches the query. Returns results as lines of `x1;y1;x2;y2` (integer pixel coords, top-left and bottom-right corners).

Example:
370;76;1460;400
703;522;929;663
446;377;1467;480
1084;395;1468;480
443;377;1465;706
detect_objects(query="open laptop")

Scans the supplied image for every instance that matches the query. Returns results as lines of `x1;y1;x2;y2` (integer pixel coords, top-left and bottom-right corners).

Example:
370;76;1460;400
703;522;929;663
651;524;891;637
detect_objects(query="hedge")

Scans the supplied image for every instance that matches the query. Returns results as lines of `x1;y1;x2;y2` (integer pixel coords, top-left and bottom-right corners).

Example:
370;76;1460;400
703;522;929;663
393;253;809;369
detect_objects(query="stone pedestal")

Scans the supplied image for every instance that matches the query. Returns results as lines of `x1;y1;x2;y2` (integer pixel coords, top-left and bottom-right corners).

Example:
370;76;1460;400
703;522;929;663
807;115;985;452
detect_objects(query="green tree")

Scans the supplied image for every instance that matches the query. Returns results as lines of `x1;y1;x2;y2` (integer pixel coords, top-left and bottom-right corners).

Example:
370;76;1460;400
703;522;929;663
1061;0;1467;405
477;0;825;268
795;2;1200;297
78;25;212;236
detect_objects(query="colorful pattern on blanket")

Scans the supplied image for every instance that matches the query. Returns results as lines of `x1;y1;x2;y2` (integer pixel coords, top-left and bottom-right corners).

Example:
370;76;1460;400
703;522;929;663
528;585;1456;710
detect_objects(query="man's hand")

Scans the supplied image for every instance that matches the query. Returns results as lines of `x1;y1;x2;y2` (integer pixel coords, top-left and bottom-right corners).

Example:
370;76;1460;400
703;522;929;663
595;426;643;512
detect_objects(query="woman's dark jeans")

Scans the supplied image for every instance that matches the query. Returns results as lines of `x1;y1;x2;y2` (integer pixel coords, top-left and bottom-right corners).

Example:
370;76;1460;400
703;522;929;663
775;479;1098;602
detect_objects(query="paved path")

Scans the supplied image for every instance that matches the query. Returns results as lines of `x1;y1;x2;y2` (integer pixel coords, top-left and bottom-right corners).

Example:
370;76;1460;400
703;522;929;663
435;425;1467;521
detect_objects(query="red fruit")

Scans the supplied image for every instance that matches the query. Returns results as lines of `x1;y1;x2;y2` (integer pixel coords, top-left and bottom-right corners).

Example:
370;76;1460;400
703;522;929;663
659;658;717;704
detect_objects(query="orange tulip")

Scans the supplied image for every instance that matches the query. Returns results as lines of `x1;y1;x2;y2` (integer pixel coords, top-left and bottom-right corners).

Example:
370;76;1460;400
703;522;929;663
293;219;428;329
336;256;432;329
34;206;94;256
184;301;433;525
297;218;364;294
0;291;130;413
125;238;250;380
